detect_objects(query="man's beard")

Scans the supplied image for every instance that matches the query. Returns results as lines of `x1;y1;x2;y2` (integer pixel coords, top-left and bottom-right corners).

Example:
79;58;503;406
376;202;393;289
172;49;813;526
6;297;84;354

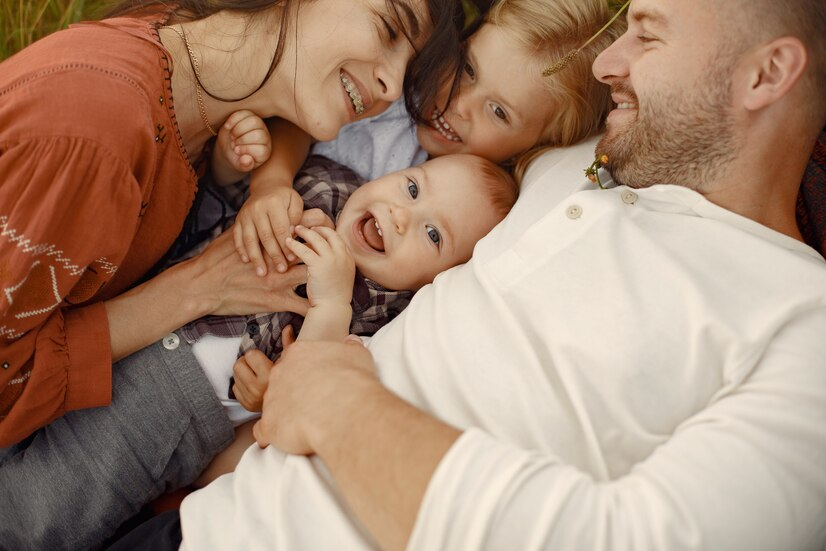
597;71;740;191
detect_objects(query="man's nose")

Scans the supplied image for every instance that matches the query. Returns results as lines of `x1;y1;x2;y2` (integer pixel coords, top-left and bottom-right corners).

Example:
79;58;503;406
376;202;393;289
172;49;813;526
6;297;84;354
592;30;632;85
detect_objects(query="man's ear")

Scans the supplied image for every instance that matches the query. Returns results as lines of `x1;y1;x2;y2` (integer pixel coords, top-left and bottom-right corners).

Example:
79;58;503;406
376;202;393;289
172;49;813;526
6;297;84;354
742;37;808;112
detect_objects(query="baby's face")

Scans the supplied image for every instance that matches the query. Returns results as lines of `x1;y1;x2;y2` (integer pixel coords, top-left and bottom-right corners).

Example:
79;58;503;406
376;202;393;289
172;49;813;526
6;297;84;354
416;23;556;162
336;155;502;291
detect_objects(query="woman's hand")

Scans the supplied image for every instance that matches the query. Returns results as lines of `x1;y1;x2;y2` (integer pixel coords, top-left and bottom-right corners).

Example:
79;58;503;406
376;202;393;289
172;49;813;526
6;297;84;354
184;230;310;317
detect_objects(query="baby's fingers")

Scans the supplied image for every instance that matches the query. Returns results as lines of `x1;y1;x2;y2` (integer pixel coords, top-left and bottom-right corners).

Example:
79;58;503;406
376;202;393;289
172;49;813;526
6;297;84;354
239;220;268;276
292;225;333;257
284;234;318;265
310;226;347;255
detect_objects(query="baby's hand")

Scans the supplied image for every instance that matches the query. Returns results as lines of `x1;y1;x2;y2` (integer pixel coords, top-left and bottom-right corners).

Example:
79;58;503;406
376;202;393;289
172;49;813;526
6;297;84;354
286;225;355;309
216;110;272;174
233;186;304;276
232;349;274;412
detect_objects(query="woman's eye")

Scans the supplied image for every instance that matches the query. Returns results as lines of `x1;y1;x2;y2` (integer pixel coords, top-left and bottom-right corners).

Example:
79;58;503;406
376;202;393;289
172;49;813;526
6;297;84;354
637;34;656;43
492;104;507;121
463;61;476;80
426;226;441;246
407;178;419;199
382;18;398;41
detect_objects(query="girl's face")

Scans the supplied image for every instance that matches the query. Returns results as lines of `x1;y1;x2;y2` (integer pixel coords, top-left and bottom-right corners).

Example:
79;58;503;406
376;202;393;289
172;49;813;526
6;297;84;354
416;24;555;163
288;0;430;141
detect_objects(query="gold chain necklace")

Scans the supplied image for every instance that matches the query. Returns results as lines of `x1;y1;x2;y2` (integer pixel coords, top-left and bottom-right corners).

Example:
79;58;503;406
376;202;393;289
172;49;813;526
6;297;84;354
167;25;218;136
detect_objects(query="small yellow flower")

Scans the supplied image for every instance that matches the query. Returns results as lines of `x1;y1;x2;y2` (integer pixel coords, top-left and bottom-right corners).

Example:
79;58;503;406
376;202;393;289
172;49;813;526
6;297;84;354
587;173;597;183
600;155;609;165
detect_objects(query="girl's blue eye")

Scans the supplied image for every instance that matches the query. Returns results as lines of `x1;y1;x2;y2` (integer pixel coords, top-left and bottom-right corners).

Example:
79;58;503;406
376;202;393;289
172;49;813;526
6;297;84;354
407;179;418;199
426;226;441;246
493;105;507;120
463;61;475;79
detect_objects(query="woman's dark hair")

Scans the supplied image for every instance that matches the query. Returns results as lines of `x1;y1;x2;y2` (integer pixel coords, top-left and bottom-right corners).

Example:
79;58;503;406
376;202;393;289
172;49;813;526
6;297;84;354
106;0;465;123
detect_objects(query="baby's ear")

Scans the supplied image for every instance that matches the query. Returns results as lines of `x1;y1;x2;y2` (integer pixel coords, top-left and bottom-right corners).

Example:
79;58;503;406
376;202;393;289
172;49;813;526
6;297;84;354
740;37;808;112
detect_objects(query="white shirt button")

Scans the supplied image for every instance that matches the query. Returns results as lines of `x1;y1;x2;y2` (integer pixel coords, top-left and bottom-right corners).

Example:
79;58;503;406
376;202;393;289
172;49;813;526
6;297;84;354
162;333;180;350
566;205;583;219
621;190;638;205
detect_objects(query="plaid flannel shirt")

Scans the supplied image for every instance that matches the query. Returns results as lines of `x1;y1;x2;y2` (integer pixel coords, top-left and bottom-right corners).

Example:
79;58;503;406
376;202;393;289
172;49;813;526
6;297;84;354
180;155;413;371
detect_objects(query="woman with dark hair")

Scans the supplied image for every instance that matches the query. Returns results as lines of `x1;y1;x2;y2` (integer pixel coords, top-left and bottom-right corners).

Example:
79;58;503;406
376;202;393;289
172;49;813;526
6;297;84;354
0;0;460;547
0;0;459;445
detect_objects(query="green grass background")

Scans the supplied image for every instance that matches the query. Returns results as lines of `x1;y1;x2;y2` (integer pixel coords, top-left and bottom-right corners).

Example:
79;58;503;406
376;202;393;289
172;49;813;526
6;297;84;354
1;0;109;60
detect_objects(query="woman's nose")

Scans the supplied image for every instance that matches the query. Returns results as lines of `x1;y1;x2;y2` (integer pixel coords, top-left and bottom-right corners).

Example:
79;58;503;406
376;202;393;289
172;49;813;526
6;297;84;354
374;48;408;103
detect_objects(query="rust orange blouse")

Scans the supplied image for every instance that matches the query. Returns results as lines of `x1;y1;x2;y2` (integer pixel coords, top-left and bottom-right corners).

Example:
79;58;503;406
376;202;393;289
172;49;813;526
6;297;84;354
0;12;199;446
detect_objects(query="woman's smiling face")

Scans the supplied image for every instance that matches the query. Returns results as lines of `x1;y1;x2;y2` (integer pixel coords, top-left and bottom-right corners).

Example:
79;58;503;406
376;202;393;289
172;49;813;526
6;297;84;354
287;0;431;141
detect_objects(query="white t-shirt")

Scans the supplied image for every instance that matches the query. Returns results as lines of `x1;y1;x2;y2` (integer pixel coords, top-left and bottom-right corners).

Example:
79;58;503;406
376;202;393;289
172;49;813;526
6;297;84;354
180;137;826;550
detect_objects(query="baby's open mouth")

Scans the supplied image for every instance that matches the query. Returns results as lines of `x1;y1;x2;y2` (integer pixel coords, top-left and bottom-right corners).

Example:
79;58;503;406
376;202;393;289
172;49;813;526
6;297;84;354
431;108;461;142
340;71;364;115
358;215;384;252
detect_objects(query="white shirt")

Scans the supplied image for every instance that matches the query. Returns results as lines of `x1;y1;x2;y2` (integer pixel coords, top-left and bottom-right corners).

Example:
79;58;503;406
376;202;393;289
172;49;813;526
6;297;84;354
180;137;826;550
312;98;428;180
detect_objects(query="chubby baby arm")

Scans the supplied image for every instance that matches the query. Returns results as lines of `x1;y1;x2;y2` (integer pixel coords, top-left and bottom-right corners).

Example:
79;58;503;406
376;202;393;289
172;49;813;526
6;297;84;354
285;225;355;343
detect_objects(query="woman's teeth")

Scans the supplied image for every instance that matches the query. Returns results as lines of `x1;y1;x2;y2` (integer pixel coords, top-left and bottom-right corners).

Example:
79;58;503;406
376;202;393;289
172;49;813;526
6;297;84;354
374;218;383;237
340;72;364;115
617;102;636;110
431;109;461;142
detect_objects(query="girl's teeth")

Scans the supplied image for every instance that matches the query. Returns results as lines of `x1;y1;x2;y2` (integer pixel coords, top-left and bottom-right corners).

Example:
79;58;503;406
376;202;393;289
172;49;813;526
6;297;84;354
374;218;383;237
431;109;461;142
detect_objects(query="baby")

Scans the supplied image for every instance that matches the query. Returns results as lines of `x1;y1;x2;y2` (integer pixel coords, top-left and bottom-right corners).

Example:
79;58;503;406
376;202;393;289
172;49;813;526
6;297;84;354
187;152;516;482
186;154;516;418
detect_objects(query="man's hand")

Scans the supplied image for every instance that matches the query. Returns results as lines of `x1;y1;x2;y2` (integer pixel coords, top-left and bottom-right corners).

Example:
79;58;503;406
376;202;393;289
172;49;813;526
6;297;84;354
252;337;379;455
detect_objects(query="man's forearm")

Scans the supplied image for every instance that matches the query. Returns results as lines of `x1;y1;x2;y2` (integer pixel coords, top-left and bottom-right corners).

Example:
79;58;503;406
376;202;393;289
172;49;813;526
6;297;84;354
312;382;461;550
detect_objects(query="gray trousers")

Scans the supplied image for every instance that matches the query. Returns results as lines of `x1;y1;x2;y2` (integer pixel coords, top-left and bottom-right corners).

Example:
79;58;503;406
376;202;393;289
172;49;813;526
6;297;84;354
0;334;234;551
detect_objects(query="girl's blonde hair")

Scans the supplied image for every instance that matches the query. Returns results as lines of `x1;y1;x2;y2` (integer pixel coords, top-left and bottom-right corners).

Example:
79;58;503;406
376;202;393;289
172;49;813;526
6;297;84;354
486;0;626;181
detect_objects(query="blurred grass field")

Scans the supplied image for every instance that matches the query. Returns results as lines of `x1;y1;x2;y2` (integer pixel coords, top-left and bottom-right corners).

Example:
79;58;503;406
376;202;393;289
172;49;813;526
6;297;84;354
1;0;109;60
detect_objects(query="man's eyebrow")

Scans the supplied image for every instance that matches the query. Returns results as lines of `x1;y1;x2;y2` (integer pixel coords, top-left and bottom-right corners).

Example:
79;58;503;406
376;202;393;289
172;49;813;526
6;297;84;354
630;8;668;29
388;0;421;38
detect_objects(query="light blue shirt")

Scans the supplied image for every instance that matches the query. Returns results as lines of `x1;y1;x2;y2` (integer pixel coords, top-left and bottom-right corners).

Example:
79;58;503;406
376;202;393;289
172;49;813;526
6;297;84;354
312;98;428;180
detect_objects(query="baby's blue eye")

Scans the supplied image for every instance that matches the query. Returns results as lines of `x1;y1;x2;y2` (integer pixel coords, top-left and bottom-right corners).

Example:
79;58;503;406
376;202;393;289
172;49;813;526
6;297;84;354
426;225;441;246
407;179;419;199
